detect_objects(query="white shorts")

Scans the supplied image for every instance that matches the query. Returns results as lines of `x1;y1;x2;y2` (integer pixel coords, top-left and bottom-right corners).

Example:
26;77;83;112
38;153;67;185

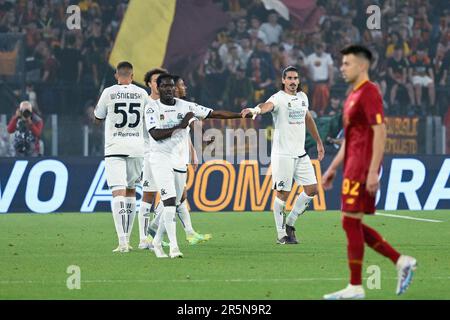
271;154;317;191
412;75;433;87
142;156;158;192
150;155;186;204
105;156;143;190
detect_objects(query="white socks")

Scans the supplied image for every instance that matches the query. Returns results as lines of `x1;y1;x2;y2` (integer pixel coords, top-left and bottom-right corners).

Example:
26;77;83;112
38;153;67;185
149;201;164;233
162;206;178;250
177;200;195;235
273;197;287;239
286;192;314;227
111;196;127;246
124;197;136;244
138;201;151;241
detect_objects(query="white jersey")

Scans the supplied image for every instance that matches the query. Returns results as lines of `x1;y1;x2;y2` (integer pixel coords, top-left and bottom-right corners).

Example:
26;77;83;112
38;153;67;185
94;84;151;157
143;96;157;158
145;98;212;170
267;90;309;157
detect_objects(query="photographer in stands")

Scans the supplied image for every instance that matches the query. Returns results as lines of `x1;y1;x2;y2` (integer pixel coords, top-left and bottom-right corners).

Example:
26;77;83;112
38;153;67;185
7;101;43;157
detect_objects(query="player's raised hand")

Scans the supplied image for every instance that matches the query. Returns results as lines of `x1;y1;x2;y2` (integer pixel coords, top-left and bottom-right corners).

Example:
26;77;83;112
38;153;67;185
317;142;325;161
322;168;336;190
180;112;195;128
366;171;379;196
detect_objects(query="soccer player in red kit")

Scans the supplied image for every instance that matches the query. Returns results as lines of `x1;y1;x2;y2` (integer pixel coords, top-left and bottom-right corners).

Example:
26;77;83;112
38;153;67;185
322;45;417;299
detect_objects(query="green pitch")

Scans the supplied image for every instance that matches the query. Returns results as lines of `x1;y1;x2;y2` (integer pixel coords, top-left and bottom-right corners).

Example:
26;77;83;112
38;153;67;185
0;210;449;300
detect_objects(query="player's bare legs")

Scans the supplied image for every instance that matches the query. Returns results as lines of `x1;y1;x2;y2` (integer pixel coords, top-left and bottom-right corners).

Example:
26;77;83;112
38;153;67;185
285;184;317;243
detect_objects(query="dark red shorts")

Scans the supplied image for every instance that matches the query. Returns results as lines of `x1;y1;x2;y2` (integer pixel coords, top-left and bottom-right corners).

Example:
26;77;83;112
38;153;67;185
340;178;376;214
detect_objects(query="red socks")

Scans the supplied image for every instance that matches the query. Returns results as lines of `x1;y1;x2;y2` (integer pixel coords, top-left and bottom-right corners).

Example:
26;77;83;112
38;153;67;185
362;224;401;264
342;216;364;285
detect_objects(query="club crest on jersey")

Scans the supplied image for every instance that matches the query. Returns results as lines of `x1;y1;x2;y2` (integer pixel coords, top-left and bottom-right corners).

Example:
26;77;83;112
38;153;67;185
160;114;165;120
302;101;306;107
288;102;292;108
177;113;183;120
278;181;285;189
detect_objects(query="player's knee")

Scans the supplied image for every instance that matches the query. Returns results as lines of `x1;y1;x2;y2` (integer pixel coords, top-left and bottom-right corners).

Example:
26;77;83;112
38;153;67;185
143;191;156;203
304;185;318;197
163;197;176;207
276;190;289;202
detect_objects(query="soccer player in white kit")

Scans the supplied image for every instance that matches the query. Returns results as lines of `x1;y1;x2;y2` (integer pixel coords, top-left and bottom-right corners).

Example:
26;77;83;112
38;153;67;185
146;74;212;246
94;61;151;253
146;74;246;258
136;68;168;250
242;66;325;244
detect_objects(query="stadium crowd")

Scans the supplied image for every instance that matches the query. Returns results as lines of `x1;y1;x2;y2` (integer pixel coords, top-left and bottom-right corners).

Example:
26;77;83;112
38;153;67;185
0;0;449;156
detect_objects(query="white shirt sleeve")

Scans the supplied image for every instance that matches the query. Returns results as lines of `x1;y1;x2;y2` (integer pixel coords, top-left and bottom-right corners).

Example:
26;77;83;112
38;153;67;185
326;53;333;66
94;88;109;119
145;103;159;131
189;103;213;119
266;92;281;113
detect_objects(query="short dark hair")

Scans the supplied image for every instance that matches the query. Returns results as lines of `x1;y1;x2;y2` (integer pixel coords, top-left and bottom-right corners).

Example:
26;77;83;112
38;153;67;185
144;68;168;87
116;61;133;71
156;73;174;87
116;61;133;77
340;45;373;63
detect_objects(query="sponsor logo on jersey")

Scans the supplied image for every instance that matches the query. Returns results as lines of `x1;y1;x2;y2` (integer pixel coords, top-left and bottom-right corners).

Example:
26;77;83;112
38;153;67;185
278;181;285;189
143;181;149;187
146;108;154;114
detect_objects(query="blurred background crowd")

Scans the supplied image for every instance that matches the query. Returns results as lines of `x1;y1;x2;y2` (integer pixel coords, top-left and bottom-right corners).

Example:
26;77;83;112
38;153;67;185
0;0;449;156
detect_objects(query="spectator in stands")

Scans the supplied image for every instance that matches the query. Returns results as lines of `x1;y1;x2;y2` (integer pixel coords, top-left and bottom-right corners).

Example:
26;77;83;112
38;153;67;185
387;45;415;114
235;17;249;40
238;36;253;70
259;12;283;45
248;16;268;46
409;44;436;114
325;95;342;117
220;66;254;111
7;101;43;157
370;47;387;100
304;43;334;116
198;47;226;106
247;55;274;102
386;31;411;57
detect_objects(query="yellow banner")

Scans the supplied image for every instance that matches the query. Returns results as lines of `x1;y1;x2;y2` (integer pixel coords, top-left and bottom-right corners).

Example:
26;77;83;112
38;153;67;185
109;0;176;84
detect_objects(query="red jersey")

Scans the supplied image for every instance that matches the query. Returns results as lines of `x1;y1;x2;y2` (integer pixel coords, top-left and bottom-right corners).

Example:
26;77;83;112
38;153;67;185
343;80;384;182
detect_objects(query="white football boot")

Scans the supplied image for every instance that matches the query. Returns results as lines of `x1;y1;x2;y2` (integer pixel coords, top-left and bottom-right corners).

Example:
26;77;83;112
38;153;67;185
152;242;168;258
323;284;365;300
112;244;129;253
396;255;417;295
169;247;183;259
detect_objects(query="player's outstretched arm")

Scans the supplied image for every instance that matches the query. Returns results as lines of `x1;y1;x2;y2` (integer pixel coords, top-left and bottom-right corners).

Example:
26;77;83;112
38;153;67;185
241;102;274;119
305;111;324;161
322;139;346;190
149;112;195;141
209;110;247;119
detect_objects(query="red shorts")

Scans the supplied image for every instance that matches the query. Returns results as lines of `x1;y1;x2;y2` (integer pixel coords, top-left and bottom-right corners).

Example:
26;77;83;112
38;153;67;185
340;178;376;214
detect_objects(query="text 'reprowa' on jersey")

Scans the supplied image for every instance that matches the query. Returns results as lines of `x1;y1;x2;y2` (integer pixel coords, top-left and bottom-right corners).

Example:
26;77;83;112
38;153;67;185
94;84;151;157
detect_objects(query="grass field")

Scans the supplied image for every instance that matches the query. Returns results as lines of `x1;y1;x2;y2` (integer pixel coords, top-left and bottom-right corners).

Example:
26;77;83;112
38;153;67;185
0;210;449;300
